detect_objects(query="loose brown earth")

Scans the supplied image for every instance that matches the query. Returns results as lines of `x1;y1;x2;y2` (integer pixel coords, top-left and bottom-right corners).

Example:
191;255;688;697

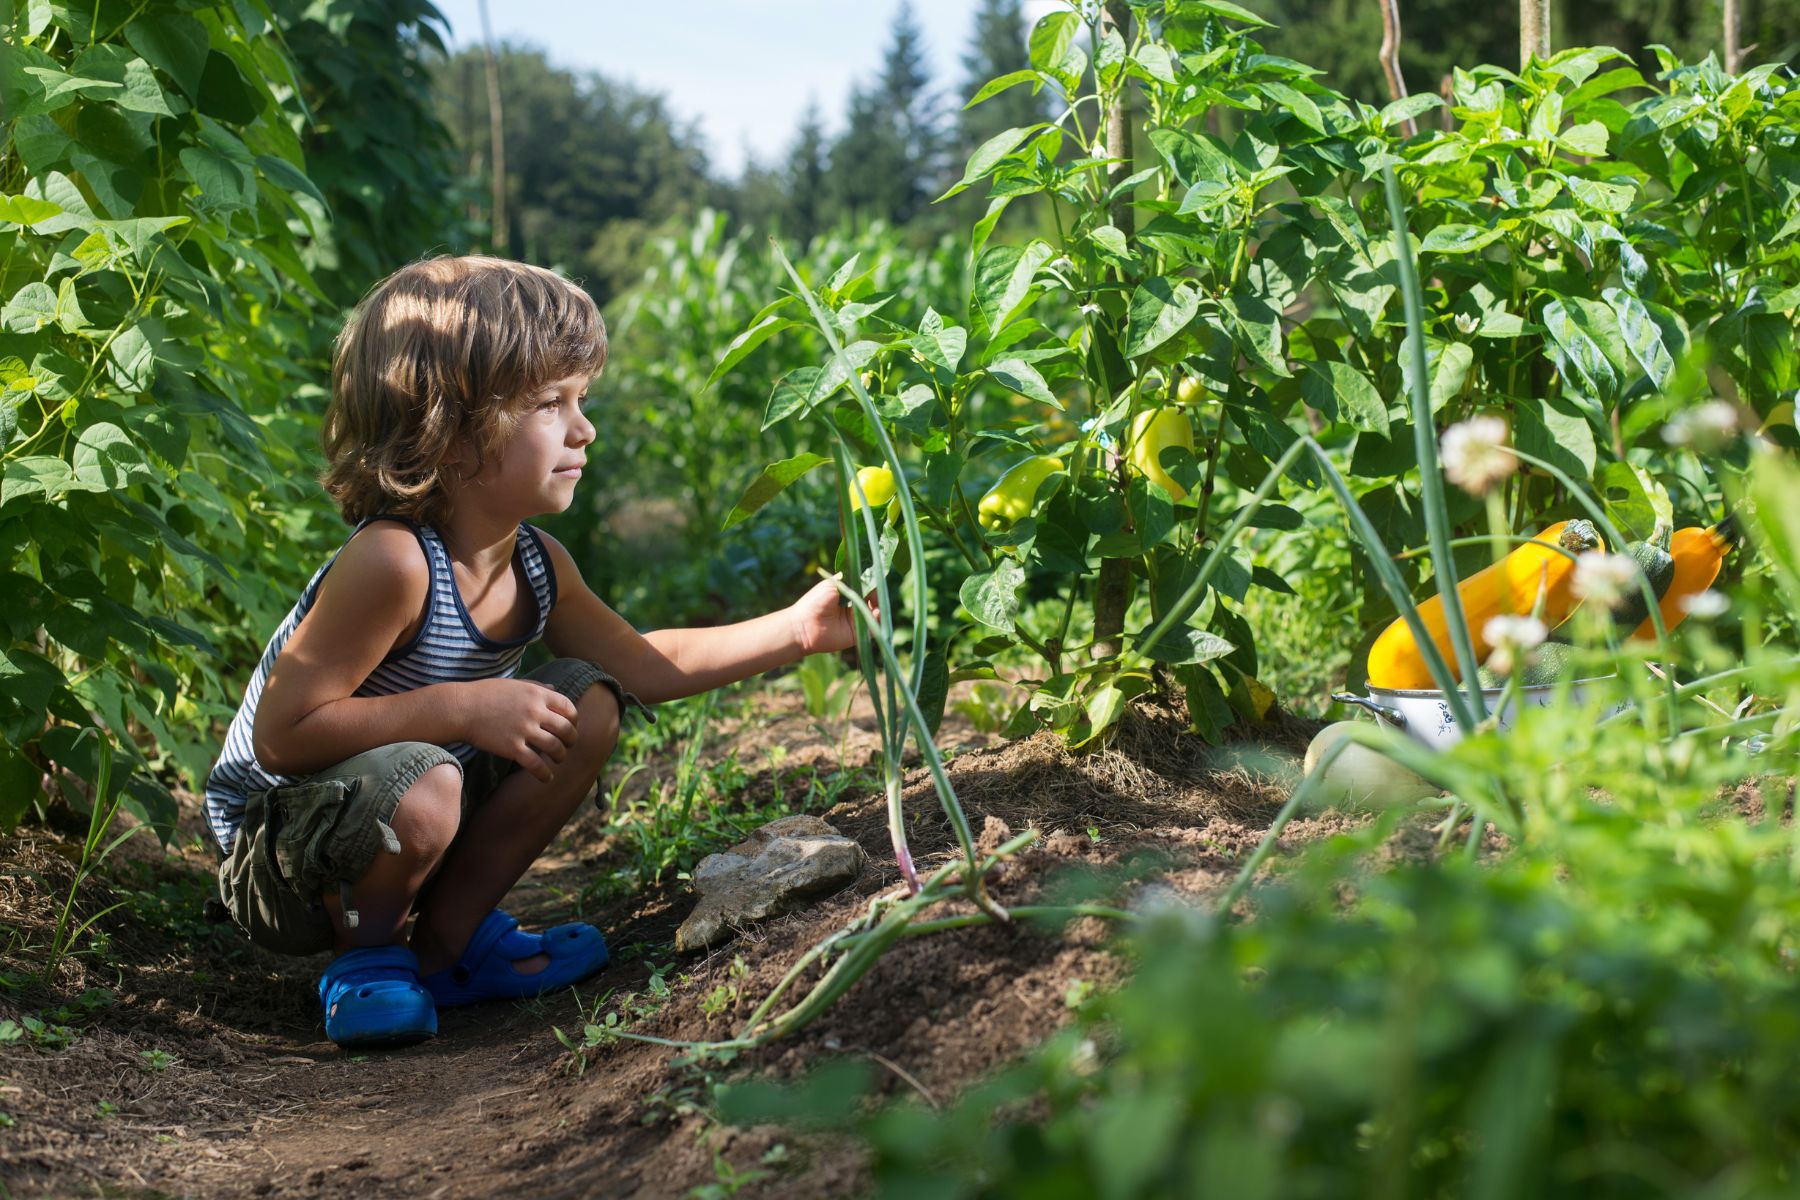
1;691;1341;1199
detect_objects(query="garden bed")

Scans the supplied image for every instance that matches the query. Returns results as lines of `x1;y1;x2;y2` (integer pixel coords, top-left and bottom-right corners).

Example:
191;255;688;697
0;696;1336;1199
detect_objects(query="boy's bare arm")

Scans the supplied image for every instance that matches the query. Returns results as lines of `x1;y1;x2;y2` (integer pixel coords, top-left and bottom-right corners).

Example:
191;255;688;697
252;525;468;775
538;534;854;705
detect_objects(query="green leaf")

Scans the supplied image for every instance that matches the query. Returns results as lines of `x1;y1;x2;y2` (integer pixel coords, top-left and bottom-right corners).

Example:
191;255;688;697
1419;223;1504;254
1428;341;1475;412
1130;44;1178;85
1124;277;1200;358
53;277;86;333
1260;81;1324;134
722;453;831;531
0;194;63;226
964;69;1041;110
0;741;41;832
705;313;797;392
1088;224;1132;265
1513;392;1596;478
1542;297;1621;401
1564;175;1635;213
117;56;174;116
1140;625;1235;666
986;358;1060;409
960;558;1025;633
1028;11;1080;75
1377;93;1443;131
1186;0;1272;27
123;13;210;100
1557;120;1609;156
940;125;1042;200
973;240;1053;335
2;456;73;504
1223;292;1289;377
2;283;58;335
1148;127;1232;189
73;422;152;490
179;146;255;212
1603;287;1673;390
913;308;967;373
1301;360;1388;435
763;367;821;430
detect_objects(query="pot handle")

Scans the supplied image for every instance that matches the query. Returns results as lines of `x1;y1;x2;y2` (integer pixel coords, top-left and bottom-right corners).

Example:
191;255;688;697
1331;691;1408;729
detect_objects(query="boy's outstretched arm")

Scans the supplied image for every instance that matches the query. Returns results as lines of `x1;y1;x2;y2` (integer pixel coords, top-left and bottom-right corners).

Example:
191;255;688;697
538;533;862;705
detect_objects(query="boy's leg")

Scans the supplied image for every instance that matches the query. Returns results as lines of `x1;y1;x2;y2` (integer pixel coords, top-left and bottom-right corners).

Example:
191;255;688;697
408;678;621;977
320;761;464;953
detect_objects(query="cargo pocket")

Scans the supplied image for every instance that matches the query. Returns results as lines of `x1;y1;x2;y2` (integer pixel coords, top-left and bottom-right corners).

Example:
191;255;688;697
270;777;359;900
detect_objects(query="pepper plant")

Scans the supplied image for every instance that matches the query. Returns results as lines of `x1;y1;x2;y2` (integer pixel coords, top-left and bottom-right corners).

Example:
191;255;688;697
711;2;1794;746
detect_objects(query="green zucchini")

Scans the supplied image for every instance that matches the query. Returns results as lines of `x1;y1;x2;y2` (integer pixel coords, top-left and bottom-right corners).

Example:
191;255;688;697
1476;640;1583;689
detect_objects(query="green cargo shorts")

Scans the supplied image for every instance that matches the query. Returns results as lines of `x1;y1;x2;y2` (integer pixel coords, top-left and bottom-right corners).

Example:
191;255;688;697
217;657;649;956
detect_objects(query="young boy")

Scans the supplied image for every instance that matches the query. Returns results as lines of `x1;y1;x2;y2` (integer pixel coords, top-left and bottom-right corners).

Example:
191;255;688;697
203;256;859;1049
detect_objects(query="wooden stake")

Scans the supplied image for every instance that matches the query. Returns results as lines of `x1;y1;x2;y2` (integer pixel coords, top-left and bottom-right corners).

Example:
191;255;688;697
478;0;508;255
1377;0;1418;138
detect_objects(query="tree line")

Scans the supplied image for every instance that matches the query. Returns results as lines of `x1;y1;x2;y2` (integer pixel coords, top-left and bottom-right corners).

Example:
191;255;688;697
431;0;1797;304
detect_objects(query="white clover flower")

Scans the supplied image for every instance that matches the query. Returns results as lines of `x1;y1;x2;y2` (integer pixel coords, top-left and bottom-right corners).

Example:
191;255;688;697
1680;589;1729;619
1573;550;1643;611
1662;399;1742;449
1440;415;1516;495
1454;311;1481;334
1481;613;1548;677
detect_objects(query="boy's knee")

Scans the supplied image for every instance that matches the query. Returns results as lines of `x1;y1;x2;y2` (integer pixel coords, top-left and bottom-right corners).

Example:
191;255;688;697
575;683;621;757
392;762;463;858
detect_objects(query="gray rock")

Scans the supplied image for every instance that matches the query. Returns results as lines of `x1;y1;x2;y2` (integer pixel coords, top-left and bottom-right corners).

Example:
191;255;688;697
674;815;866;952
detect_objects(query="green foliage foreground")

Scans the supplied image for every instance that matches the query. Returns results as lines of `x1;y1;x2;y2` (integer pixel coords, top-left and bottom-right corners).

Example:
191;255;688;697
718;447;1800;1198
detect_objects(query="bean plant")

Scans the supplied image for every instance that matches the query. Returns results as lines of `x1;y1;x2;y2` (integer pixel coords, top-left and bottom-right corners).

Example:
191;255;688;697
0;0;458;834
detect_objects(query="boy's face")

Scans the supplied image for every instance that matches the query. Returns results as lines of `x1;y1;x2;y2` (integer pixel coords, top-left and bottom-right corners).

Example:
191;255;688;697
457;373;596;520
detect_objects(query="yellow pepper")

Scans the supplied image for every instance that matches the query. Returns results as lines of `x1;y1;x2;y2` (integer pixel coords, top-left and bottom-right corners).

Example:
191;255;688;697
977;455;1065;530
850;464;897;511
1128;407;1195;501
1176;375;1206;406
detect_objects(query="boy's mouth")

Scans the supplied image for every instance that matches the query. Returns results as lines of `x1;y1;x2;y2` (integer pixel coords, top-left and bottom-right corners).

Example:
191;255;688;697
553;461;584;479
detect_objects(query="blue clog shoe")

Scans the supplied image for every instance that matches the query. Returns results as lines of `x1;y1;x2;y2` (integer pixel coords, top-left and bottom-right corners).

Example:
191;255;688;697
420;909;609;1008
319;945;438;1049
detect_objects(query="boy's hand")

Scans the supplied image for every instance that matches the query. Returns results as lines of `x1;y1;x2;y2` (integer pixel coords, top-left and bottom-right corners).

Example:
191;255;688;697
457;679;579;782
790;574;878;656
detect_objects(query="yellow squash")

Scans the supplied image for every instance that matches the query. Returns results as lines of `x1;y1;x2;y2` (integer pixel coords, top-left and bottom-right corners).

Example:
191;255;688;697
1365;519;1603;690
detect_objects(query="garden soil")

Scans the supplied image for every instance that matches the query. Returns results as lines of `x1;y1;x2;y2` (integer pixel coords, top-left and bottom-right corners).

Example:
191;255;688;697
0;692;1347;1199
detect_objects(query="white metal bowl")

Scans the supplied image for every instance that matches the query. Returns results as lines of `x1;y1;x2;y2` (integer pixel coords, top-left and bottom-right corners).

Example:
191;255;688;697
1331;679;1632;749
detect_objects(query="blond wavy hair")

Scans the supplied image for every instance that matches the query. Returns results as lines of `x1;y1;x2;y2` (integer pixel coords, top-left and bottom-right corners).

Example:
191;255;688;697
320;256;606;527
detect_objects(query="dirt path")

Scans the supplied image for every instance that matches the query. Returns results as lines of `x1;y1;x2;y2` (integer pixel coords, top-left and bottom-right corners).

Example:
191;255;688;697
2;703;1331;1198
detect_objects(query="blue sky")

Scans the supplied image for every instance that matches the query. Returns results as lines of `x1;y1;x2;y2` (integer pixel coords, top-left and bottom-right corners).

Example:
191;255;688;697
429;1;1058;177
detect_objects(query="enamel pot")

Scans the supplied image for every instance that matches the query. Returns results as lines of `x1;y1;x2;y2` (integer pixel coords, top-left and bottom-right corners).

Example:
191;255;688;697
1330;680;1631;749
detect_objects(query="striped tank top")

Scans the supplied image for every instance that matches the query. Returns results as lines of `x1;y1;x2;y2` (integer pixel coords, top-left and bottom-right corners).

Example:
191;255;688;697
203;515;558;853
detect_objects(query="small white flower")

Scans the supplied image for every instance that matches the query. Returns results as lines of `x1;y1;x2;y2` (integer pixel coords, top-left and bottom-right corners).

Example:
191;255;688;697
1484;613;1548;650
1089;137;1108;160
1049;255;1075;274
1440;416;1516;495
1078;302;1103;317
1573;550;1643;611
1680;589;1729;619
1454;311;1481;335
1481;613;1548;677
1662;400;1742;449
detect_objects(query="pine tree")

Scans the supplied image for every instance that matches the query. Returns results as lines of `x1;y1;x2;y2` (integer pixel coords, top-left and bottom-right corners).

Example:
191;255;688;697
959;0;1043;154
785;98;830;242
828;1;946;228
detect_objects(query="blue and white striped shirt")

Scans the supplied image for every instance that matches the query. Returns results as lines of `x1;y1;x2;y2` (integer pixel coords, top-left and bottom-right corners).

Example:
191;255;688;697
203;516;558;853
